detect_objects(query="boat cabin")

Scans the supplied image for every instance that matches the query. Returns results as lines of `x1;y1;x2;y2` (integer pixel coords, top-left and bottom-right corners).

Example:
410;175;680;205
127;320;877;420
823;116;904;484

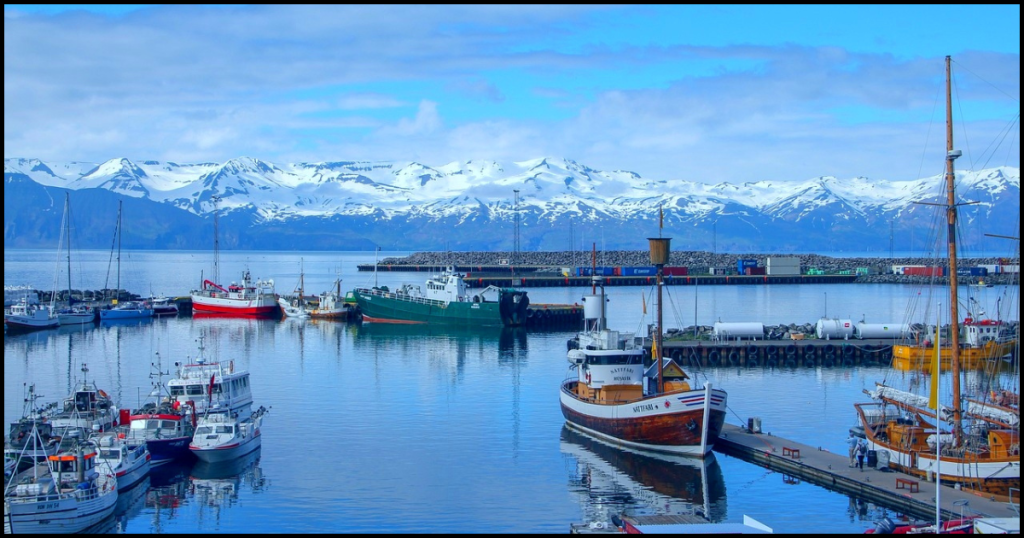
47;444;99;488
168;361;252;415
962;318;1008;347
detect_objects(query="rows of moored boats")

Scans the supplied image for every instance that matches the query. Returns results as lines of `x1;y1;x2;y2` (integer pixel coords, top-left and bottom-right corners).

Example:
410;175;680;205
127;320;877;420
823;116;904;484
3;294;179;332
3;337;267;534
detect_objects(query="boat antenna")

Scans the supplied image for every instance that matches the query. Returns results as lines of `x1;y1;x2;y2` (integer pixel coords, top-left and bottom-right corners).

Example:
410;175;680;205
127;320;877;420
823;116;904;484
649;236;671;395
212;195;221;286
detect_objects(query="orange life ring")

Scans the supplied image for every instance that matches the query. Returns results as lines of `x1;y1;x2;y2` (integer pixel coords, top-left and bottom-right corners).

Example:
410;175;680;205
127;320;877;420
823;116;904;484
584;371;592;384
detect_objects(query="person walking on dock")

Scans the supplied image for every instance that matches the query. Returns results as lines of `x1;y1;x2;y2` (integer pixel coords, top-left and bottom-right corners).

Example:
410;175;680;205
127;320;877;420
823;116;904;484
846;434;859;467
856;439;867;471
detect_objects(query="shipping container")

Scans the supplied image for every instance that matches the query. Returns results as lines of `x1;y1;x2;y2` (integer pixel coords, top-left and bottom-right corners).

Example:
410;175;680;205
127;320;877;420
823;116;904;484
737;259;757;273
621;266;658;277
969;267;988;276
663;266;688;276
1000;265;1019;274
903;266;944;277
743;267;766;275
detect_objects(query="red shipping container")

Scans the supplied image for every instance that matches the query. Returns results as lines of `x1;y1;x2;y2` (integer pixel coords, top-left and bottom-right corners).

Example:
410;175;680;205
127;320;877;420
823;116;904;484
664;266;688;276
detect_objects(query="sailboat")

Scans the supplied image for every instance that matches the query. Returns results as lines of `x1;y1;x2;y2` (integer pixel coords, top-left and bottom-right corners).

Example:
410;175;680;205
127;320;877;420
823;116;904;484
559;238;727;457
99;200;154;321
55;193;96;325
853;56;1019;497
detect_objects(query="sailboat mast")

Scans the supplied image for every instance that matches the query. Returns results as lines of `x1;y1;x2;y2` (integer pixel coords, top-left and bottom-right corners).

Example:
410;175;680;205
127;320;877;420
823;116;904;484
649;237;671;395
944;55;964;441
66;193;73;304
213;195;220;286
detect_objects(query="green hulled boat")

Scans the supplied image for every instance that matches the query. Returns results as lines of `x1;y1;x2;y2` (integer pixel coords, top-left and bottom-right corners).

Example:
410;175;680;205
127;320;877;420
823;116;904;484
352;266;529;327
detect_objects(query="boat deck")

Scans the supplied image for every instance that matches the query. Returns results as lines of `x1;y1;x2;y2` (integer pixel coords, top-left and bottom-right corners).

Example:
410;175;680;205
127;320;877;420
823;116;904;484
714;423;1020;521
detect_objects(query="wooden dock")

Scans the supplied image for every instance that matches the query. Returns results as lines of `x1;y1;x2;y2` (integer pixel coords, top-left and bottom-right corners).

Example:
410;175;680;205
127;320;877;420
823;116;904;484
714;423;1020;521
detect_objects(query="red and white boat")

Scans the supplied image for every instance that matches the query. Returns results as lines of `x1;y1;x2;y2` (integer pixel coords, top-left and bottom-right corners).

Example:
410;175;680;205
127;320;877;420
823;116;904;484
190;270;279;317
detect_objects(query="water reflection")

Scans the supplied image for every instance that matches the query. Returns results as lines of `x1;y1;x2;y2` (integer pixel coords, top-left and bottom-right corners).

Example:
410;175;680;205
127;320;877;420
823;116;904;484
561;425;727;525
190;449;268;521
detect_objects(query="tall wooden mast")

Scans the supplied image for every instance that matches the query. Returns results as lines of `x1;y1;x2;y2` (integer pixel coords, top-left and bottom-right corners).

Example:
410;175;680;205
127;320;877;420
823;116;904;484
944;55;964;443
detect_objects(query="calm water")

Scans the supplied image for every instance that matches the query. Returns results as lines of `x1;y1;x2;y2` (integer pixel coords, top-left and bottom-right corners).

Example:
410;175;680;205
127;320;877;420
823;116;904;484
4;250;1019;533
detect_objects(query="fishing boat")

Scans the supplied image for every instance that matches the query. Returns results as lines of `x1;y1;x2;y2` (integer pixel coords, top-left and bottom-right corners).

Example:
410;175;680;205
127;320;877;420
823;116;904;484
165;335;254;416
99;201;154;321
190;198;279;317
3;426;118;534
123;358;197;466
4;298;58;332
560;239;727;457
352;265;529;327
92;432;151;492
53;193;96;326
191;269;279;317
853;56;1020;497
309;277;351;320
278;261;311;319
189;406;268;463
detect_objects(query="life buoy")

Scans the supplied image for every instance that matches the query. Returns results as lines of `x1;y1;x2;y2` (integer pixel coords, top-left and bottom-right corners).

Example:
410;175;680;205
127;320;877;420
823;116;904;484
585;371;592;385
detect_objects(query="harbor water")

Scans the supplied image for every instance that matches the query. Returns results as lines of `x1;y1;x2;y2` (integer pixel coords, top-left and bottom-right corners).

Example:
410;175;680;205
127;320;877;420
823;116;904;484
4;249;1019;533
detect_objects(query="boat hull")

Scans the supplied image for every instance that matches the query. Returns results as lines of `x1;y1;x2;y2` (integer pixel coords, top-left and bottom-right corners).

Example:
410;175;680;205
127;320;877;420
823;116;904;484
99;308;154;320
353;288;528;327
191;294;279;317
560;382;727;456
4;485;117;534
145;436;193;465
190;432;261;463
4;316;59;332
112;457;151;492
57;311;95;325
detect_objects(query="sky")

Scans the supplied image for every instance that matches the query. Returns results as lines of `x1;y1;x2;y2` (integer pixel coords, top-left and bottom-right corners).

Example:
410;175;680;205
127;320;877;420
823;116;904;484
3;5;1020;184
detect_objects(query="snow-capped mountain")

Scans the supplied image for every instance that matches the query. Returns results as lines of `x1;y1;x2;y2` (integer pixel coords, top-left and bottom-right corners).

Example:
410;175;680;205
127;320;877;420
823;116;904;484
4;157;1019;252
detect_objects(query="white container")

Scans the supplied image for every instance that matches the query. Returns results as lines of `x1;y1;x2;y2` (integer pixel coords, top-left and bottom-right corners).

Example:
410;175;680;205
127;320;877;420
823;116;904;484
713;322;764;340
854;323;910;339
815;318;854;339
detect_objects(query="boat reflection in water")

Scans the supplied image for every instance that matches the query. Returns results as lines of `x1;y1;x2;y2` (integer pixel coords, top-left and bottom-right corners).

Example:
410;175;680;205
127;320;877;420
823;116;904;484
190;448;268;511
145;460;193;533
113;476;151;534
561;424;727;529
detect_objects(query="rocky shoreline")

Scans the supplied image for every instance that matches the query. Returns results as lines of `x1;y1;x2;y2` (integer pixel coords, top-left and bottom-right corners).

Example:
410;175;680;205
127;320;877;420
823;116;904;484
379;251;1018;285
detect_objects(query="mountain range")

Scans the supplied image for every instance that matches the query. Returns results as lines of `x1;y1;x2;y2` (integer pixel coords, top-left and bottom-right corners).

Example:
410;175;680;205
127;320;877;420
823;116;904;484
4;157;1020;253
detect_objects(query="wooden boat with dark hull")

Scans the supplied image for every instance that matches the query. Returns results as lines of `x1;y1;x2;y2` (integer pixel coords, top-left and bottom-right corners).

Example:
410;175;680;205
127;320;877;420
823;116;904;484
560;238;727;457
853;56;1020;499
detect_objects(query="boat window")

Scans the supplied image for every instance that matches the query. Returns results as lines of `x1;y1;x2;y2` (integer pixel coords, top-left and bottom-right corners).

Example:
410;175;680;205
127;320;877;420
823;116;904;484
100;450;118;460
588;354;640;365
211;383;223;394
215;425;233;434
195;426;213;436
169;386;185;396
186;385;204;396
161;420;178;430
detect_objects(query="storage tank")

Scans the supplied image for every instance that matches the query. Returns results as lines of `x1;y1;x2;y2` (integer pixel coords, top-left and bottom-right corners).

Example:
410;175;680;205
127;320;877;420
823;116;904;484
815;318;854;339
854;322;910;339
713;322;764;340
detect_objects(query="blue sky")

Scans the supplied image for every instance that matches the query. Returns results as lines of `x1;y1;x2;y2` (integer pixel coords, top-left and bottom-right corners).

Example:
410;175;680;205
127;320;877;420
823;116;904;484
4;5;1020;183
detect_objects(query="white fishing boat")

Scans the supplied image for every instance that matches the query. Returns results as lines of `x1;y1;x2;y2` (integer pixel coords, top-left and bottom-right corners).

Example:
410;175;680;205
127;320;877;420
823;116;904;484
150;296;180;317
4;427;118;534
124;359;197;467
93;432;151;492
278;260;311;319
166;335;253;416
4;298;58;332
189;406;268;464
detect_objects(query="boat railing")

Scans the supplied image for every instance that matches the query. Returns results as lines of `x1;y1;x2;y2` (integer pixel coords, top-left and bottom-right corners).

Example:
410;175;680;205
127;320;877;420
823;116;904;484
358;287;447;308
